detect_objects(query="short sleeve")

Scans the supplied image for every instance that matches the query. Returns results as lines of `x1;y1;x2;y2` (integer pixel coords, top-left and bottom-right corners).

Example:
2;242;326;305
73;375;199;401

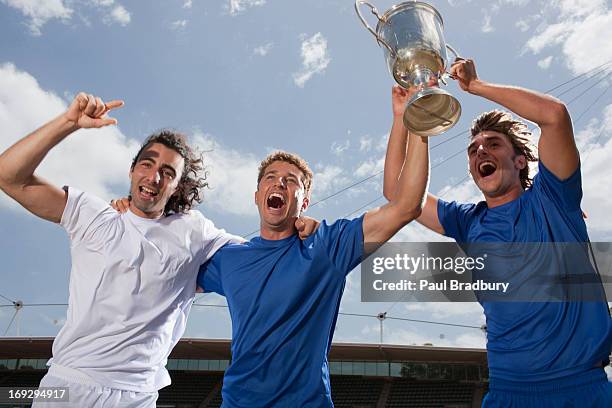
197;251;225;296
315;215;365;276
532;161;582;211
437;199;476;242
192;211;243;264
60;187;114;246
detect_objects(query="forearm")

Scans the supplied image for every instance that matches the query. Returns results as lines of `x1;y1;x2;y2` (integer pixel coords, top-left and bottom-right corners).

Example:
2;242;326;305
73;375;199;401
363;133;429;243
391;133;429;221
0;113;77;189
469;79;569;128
383;115;409;200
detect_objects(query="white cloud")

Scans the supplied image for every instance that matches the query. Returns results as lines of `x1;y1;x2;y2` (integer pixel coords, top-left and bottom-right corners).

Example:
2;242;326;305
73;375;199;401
376;133;389;152
556;0;605;19
108;5;130;25
1;0;73;35
0;63;140;208
253;42;273;57
170;19;188;30
312;164;350;197
228;0;265;16
525;22;568;54
577;104;612;237
91;0;131;27
393;221;453;243
436;175;484;204
537;56;553;69
191;132;259;216
481;12;493;33
183;0;192;9
2;0;132;34
359;136;372;152
403;302;485;320
515;19;530;32
524;1;612;74
331;140;350;156
354;157;384;178
293;33;331;88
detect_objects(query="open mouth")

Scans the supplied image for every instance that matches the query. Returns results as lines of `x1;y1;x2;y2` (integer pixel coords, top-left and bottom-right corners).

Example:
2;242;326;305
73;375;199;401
266;192;286;210
478;161;497;178
139;185;159;200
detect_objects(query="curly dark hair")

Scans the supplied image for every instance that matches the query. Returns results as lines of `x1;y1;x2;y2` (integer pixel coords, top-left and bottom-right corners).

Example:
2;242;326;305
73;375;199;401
470;110;539;190
131;130;207;215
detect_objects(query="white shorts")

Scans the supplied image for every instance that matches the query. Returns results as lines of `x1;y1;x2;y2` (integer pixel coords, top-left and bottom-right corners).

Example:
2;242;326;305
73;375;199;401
31;364;158;408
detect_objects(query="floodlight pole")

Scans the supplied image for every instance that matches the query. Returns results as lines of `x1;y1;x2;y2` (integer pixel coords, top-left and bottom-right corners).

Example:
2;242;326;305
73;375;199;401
377;312;387;345
15;300;23;336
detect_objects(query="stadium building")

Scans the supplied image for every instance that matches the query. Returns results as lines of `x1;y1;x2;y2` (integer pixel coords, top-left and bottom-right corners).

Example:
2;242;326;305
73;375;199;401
1;337;488;407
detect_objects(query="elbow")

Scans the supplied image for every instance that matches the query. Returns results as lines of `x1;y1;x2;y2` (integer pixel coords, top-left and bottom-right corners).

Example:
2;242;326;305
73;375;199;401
397;203;423;224
0;163;8;192
383;184;395;201
546;99;570;125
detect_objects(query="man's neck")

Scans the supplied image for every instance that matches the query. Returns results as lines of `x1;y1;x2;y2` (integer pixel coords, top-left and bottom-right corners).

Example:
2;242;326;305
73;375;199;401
129;203;163;220
484;185;524;208
259;225;297;241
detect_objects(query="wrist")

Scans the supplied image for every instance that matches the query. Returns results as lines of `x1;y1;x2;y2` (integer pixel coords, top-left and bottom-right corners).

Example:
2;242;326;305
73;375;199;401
468;79;486;95
60;112;80;132
58;113;81;134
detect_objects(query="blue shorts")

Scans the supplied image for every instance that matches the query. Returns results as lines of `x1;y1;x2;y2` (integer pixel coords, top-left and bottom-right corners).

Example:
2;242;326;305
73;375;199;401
483;368;612;408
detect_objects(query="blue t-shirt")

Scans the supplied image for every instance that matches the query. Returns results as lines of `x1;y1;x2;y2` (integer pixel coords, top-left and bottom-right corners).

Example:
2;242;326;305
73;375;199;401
197;216;364;408
438;162;612;382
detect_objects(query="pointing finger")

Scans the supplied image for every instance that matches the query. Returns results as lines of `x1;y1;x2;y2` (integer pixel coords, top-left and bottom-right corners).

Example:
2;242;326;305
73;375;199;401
104;100;125;111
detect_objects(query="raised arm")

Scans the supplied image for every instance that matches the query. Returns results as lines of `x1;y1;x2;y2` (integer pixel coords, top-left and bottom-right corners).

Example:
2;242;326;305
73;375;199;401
451;58;577;179
382;86;444;235
0;93;123;222
363;93;430;243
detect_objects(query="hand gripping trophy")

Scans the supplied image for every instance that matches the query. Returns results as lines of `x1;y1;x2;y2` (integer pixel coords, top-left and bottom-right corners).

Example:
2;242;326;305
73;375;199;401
356;0;462;137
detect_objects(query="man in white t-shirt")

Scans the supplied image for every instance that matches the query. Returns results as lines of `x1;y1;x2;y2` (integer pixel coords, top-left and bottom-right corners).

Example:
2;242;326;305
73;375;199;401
0;93;243;407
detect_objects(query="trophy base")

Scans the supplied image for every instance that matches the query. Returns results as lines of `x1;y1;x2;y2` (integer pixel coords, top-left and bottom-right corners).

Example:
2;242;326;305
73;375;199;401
403;87;461;137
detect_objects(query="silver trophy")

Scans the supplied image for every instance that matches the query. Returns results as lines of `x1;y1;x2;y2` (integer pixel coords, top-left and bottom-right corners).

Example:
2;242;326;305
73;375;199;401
355;1;461;137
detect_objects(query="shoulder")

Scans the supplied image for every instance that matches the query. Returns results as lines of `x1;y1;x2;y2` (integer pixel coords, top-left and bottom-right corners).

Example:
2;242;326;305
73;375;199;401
532;160;581;190
438;198;482;219
61;186;114;225
310;216;364;240
164;209;214;229
64;186;109;210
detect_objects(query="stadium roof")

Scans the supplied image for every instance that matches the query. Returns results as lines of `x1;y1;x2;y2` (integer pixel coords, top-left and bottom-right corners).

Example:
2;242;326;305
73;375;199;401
0;337;487;364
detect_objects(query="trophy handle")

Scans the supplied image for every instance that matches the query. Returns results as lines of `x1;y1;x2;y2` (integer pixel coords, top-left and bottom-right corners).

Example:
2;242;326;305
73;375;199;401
446;44;462;60
440;44;462;84
354;0;396;57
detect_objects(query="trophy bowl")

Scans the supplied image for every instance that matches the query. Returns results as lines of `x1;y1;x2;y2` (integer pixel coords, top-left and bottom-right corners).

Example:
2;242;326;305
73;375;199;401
356;1;462;137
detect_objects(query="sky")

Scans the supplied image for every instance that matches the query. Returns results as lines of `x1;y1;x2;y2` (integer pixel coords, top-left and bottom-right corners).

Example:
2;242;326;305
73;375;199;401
1;0;611;354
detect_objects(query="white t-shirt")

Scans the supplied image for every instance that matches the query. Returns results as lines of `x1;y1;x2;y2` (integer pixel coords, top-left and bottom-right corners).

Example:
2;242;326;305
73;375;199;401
51;187;240;392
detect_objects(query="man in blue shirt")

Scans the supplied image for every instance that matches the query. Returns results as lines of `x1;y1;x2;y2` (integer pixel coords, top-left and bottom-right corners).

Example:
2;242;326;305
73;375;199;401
384;58;612;406
198;137;429;406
